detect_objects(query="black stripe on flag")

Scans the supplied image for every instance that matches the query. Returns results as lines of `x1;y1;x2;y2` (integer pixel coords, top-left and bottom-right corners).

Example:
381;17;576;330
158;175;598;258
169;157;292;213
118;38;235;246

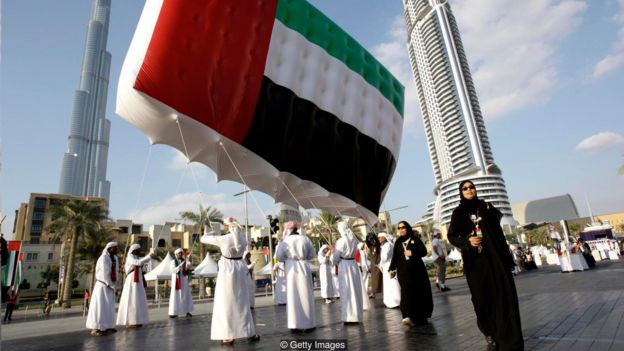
243;77;397;214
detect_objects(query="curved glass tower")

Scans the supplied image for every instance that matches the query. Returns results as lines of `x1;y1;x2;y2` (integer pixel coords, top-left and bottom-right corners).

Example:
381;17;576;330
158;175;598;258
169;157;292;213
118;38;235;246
59;0;112;202
403;0;513;225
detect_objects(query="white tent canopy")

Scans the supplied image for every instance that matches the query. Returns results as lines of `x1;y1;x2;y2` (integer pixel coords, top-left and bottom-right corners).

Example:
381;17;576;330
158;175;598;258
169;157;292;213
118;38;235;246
145;253;175;281
447;248;462;262
193;255;218;278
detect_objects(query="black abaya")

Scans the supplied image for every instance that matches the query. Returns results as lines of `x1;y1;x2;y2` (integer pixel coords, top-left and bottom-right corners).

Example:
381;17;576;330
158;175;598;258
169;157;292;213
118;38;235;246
448;197;524;351
388;234;433;323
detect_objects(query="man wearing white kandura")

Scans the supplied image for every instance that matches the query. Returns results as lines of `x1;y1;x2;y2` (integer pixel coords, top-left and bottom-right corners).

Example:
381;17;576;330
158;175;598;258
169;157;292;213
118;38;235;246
379;232;401;308
86;241;119;336
276;221;317;332
169;247;194;319
201;217;260;345
117;244;154;328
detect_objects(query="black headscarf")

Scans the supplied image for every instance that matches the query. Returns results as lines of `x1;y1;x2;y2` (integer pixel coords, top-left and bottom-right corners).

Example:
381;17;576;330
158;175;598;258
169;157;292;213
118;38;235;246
448;179;513;270
395;220;415;244
456;180;488;215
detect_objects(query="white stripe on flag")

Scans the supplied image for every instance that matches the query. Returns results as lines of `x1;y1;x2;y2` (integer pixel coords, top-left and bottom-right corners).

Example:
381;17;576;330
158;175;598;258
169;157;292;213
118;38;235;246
264;20;403;160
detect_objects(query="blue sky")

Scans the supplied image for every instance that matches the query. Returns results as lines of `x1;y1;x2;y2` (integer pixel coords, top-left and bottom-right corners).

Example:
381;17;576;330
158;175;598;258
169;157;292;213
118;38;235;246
2;0;624;237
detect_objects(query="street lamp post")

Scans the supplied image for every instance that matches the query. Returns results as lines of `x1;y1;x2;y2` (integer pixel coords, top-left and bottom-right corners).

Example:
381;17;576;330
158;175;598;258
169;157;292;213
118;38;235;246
381;205;408;232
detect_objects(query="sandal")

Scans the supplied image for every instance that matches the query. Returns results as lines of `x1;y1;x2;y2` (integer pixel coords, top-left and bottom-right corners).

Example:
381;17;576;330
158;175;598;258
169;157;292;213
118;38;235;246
222;339;235;345
248;334;260;342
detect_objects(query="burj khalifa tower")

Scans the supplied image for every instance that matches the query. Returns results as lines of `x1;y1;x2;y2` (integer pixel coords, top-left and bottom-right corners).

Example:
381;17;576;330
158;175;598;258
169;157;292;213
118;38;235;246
59;0;112;202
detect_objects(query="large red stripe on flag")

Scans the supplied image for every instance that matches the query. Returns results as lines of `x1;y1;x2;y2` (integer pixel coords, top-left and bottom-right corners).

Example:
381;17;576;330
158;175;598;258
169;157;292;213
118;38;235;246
134;0;278;143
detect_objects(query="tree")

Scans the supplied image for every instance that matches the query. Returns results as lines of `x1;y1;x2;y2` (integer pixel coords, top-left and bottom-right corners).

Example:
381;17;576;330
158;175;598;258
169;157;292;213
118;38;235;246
39;264;60;290
568;223;582;236
76;226;116;292
419;220;437;244
309;211;341;246
179;205;223;298
19;279;30;290
46;199;108;308
525;228;549;247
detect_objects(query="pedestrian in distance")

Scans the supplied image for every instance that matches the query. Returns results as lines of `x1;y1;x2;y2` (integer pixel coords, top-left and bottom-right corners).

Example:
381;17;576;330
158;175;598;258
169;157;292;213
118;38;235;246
447;180;524;350
168;248;194;319
86;241;119;336
379;232;401;309
83;289;90;315
117;244;153;328
365;233;383;299
389;221;433;327
3;288;18;322
432;231;451;292
318;244;336;304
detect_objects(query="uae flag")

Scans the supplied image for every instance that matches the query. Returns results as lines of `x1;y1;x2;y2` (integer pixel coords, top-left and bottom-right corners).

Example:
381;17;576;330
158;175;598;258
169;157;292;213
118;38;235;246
117;0;404;222
3;241;23;292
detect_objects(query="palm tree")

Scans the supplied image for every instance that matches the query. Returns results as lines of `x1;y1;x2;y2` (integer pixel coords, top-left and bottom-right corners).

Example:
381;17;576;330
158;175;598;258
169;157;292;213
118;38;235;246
76;225;116;292
46;199;108;308
420;219;437;244
309;211;341;245
179;205;223;298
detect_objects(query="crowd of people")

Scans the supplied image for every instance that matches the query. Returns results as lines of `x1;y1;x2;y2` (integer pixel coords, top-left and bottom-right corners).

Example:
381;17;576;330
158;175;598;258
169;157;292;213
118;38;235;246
3;179;526;349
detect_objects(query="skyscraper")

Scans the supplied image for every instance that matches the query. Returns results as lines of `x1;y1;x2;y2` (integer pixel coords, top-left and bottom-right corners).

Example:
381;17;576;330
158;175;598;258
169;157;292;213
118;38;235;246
59;0;112;202
403;0;513;226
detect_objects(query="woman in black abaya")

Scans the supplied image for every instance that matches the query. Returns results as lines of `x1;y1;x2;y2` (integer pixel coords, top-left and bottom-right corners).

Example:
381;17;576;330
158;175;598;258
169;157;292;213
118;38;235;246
447;180;524;350
388;221;433;326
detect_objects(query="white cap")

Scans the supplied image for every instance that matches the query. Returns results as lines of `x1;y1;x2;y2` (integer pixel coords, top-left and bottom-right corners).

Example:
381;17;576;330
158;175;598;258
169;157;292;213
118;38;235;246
129;243;141;253
174;248;184;255
224;217;238;227
104;242;118;250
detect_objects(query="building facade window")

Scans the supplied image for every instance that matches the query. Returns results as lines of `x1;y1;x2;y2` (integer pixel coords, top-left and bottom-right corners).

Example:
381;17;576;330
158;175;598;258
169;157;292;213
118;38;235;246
172;239;182;248
34;198;46;209
32;212;45;221
30;237;40;244
26;253;39;262
31;225;43;233
131;225;142;234
138;237;148;250
48;252;54;261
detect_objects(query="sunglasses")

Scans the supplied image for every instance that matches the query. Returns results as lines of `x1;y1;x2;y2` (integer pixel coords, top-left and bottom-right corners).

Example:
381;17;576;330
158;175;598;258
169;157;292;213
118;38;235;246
397;226;407;229
462;185;475;191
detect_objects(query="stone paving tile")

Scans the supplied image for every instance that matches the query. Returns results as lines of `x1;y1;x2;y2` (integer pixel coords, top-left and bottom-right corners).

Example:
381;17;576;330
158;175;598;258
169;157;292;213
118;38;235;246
3;260;624;351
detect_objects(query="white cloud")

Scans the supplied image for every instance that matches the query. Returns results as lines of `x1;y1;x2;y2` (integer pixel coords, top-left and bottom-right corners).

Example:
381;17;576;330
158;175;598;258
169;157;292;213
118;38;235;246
450;0;586;119
591;0;624;79
575;131;624;151
127;192;271;227
372;1;586;124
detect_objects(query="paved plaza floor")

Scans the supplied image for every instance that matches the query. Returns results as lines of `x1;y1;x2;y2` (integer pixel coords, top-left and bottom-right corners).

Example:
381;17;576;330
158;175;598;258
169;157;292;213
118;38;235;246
2;259;624;350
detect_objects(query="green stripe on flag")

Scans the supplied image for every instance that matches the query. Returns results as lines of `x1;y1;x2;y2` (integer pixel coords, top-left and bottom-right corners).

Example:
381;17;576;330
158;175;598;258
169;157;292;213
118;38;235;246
275;0;404;116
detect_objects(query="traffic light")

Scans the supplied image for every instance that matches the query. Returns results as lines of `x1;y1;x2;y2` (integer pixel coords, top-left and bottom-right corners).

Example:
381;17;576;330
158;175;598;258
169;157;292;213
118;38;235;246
270;218;280;234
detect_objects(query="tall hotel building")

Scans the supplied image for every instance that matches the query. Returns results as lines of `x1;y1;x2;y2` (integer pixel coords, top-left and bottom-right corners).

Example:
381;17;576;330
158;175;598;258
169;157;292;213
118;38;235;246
59;0;112;202
403;0;513;226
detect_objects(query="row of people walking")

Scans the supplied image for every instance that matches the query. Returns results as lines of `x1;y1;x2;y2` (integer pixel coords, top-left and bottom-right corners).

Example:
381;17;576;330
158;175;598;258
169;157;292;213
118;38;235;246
86;179;524;349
